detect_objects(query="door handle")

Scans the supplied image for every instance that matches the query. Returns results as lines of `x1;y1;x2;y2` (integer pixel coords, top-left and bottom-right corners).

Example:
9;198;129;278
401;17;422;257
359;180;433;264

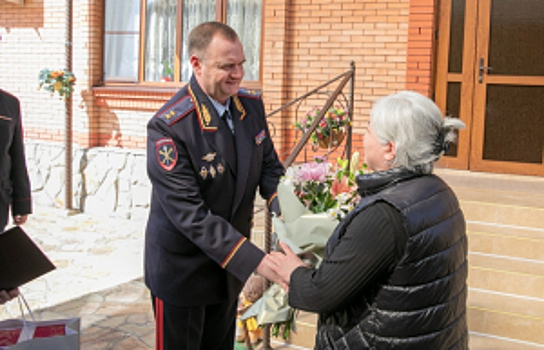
478;58;492;83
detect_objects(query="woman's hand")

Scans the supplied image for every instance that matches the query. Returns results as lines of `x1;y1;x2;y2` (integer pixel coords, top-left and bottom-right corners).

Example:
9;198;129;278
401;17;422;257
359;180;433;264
269;242;308;291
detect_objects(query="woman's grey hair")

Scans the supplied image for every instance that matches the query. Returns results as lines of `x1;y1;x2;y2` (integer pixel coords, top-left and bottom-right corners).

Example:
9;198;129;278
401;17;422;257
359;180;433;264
370;90;465;174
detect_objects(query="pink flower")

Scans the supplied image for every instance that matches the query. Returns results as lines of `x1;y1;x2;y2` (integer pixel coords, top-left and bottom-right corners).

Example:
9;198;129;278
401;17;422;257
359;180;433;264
330;176;352;196
296;162;331;183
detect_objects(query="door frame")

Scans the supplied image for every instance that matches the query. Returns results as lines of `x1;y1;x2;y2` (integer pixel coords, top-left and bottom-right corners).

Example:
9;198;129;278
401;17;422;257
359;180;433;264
434;0;478;170
435;0;544;176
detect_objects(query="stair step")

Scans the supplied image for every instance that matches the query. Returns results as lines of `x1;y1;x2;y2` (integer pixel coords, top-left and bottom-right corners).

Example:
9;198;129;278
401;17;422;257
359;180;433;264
470;332;544;350
468;223;544;257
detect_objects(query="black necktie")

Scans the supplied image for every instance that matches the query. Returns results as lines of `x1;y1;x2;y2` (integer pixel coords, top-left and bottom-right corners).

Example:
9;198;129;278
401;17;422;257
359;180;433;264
222;110;235;135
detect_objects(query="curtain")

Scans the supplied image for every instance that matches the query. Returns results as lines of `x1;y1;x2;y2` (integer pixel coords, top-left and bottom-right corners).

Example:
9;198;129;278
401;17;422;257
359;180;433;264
181;0;217;81
227;0;262;81
104;0;141;81
144;0;177;82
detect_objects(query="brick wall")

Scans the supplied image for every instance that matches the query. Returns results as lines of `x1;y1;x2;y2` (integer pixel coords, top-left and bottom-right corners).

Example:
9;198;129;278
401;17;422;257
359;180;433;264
1;0;435;159
406;0;436;97
0;0;68;143
264;0;412;162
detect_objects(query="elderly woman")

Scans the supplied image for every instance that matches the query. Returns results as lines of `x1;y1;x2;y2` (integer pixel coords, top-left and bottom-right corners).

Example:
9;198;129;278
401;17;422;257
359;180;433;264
270;91;468;349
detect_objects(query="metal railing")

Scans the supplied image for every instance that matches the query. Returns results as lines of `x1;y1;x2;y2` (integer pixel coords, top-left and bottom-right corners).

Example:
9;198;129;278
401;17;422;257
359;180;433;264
257;62;356;350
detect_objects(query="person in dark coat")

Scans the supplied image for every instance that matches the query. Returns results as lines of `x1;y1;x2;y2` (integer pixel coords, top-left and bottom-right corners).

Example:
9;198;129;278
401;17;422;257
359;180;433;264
270;91;468;349
0;88;33;304
144;22;284;349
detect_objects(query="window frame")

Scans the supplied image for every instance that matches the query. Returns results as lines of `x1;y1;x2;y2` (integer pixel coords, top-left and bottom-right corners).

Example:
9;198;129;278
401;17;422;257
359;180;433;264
101;0;265;90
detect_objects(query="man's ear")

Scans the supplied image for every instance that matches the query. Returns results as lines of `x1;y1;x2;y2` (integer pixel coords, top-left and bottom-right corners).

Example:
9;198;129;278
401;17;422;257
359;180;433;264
190;55;201;74
384;141;396;163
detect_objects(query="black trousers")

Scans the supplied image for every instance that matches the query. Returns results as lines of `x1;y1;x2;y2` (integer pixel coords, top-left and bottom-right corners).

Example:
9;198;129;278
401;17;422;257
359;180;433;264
152;294;237;350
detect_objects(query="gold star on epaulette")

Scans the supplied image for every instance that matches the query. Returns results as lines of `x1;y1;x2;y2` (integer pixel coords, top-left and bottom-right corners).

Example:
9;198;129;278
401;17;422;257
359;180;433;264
201;104;211;126
165;110;176;120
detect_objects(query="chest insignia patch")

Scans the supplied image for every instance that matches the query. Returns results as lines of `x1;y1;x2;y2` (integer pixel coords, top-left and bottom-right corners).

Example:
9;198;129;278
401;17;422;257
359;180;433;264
209;165;216;178
254;129;266;145
156;138;177;171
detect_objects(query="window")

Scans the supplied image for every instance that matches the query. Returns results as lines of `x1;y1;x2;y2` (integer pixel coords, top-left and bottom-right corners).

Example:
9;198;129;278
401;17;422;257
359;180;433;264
103;0;263;84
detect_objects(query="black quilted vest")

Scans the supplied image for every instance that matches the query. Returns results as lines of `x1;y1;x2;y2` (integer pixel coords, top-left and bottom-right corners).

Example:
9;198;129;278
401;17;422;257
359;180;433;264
320;170;468;350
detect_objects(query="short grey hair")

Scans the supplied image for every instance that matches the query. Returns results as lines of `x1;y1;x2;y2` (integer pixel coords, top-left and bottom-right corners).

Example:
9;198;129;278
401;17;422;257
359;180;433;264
370;90;465;174
188;21;239;59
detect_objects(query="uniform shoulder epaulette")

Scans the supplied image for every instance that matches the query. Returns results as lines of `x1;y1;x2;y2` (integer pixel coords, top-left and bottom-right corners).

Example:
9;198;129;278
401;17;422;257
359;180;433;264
237;88;262;100
156;92;195;126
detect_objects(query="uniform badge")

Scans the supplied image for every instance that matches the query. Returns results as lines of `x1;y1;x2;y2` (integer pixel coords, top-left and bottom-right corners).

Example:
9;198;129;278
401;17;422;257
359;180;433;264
217;163;225;174
0;115;12;121
201;104;212;126
200;167;208;179
202;153;216;162
156;138;178;171
210;165;216;178
254;129;267;145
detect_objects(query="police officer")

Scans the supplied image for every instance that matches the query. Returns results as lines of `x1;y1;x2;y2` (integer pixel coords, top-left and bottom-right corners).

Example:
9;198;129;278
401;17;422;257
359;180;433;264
0;88;33;304
145;22;285;349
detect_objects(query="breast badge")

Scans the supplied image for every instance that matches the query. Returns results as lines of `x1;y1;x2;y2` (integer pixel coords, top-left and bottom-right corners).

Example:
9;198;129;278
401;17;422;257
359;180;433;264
254;129;267;145
209;165;216;178
202;153;216;162
155;138;178;171
200;167;208;179
217;163;225;175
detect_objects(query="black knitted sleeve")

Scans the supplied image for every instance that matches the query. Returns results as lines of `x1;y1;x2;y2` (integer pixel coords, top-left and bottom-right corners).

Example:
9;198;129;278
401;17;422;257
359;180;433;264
288;201;406;313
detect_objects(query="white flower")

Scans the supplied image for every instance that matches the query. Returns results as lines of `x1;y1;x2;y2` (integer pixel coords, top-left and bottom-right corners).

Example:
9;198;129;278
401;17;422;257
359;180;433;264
336;192;349;204
283;166;299;186
341;203;355;213
326;207;340;220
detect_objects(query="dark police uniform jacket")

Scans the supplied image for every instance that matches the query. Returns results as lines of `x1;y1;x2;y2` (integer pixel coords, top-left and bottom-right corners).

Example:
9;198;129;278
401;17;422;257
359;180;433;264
145;76;284;307
0;89;32;231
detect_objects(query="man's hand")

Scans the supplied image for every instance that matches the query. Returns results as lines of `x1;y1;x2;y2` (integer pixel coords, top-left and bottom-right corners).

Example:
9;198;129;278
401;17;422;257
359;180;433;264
13;215;28;225
0;288;19;304
255;255;289;290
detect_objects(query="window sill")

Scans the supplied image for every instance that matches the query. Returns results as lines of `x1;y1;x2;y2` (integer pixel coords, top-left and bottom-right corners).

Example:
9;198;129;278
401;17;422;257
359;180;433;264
92;81;263;111
92;85;181;111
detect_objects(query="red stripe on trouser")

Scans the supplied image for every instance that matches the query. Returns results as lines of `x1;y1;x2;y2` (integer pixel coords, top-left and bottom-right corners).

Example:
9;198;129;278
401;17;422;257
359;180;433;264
155;297;163;350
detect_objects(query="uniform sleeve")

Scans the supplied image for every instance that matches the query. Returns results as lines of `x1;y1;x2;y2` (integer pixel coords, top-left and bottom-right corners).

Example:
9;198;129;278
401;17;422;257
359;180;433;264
288;202;406;313
147;119;264;283
256;99;284;213
9;98;32;216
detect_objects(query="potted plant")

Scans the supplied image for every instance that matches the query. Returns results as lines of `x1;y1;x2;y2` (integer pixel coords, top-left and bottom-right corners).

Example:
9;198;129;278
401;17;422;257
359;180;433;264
295;106;349;149
38;68;76;100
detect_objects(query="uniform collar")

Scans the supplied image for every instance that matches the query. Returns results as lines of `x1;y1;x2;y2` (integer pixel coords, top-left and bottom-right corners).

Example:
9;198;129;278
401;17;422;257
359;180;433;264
208;96;231;118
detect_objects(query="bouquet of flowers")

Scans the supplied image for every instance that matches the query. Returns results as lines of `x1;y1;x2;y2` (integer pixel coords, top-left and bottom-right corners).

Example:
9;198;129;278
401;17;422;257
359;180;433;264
295;106;349;148
242;153;365;339
38;68;76;100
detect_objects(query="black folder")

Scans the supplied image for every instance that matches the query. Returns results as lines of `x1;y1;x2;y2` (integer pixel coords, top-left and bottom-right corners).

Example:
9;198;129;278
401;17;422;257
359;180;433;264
0;226;56;290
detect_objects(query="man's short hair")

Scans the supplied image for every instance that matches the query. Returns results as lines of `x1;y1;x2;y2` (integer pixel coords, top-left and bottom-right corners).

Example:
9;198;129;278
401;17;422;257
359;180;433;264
188;21;239;59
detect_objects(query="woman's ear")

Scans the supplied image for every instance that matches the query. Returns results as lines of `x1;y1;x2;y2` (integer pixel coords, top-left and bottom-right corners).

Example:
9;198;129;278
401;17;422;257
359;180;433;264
384;141;396;163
